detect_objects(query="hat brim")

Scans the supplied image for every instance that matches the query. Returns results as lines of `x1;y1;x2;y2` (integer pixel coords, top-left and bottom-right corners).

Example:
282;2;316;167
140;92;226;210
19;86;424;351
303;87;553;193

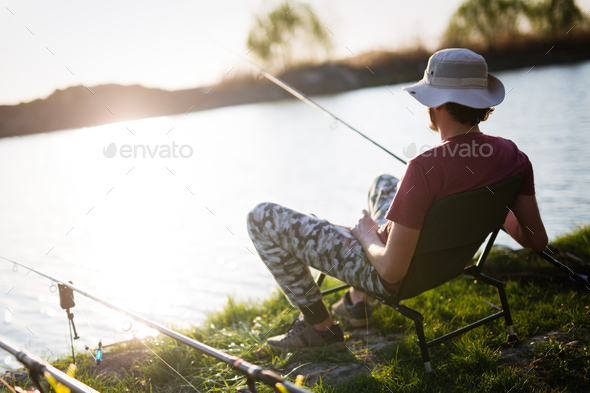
403;74;505;108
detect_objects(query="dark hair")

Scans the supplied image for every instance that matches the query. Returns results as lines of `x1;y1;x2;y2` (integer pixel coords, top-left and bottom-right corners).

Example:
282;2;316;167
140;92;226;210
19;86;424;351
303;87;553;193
445;102;494;126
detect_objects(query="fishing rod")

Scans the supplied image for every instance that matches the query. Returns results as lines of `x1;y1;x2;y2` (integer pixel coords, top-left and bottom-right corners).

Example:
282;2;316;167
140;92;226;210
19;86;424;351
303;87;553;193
219;36;590;290
227;37;590;289
222;39;590;290
0;336;99;393
198;31;408;165
498;229;590;287
0;256;310;393
211;34;590;291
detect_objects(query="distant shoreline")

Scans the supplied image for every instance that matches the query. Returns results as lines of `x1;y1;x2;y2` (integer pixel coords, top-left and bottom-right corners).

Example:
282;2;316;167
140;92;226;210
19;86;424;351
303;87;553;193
1;32;589;139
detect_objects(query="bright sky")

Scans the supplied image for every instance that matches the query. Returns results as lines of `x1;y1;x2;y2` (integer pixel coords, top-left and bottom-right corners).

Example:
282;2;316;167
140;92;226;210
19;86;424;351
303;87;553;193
2;0;589;105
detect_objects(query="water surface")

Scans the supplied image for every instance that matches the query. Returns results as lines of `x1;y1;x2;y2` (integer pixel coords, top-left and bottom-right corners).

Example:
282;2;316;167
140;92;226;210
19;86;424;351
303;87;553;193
1;61;589;365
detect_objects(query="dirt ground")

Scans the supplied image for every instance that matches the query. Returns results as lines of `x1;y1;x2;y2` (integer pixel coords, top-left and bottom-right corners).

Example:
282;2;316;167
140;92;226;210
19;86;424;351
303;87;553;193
276;327;404;386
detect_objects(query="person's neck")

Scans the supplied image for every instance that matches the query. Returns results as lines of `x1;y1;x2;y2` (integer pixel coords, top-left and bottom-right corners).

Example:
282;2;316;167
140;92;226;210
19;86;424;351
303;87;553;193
439;123;481;142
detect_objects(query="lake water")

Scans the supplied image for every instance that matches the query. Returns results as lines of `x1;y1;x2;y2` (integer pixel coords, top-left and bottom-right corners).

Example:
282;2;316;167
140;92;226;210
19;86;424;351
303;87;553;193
1;61;589;366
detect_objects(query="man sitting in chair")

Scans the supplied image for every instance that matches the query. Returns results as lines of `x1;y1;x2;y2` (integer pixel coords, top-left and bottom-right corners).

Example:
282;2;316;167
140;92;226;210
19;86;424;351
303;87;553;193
247;48;548;351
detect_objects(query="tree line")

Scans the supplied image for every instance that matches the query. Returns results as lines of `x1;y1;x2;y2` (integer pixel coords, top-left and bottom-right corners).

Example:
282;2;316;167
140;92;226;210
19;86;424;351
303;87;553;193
246;0;589;70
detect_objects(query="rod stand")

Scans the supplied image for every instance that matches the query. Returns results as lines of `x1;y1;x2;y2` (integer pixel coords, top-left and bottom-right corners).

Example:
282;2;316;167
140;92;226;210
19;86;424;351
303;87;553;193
66;308;80;340
28;365;47;393
246;376;257;393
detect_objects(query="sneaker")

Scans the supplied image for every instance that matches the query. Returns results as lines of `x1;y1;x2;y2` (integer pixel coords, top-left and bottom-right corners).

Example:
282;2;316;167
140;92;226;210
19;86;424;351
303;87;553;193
264;319;345;352
332;290;374;327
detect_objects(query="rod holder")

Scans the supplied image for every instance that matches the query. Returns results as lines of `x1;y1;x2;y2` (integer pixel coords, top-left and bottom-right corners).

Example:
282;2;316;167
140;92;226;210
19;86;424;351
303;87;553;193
66;309;80;340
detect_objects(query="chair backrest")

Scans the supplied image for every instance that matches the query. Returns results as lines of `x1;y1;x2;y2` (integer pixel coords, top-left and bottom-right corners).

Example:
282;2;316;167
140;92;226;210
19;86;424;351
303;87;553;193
394;175;522;302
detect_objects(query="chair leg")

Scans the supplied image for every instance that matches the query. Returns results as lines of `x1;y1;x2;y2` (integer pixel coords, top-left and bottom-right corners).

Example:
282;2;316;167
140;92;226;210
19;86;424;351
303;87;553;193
393;305;432;372
479;273;519;343
316;272;326;288
496;284;519;342
414;318;433;373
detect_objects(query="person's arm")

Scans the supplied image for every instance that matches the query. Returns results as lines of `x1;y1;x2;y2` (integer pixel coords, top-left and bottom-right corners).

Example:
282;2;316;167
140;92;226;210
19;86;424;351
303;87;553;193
503;194;548;252
351;210;421;284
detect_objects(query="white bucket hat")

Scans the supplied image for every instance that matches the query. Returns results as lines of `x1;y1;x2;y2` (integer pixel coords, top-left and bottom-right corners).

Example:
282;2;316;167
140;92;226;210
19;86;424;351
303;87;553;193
403;48;505;109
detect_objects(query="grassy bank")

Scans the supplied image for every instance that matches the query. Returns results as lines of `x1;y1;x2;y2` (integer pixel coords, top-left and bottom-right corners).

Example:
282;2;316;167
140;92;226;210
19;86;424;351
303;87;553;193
3;225;589;392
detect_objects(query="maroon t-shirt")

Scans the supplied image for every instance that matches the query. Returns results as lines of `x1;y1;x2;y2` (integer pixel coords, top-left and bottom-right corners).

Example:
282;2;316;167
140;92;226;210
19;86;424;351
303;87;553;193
378;132;535;245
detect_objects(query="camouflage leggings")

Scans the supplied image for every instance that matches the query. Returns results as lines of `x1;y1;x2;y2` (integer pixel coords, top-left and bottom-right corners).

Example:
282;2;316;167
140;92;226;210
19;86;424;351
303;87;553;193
247;174;400;311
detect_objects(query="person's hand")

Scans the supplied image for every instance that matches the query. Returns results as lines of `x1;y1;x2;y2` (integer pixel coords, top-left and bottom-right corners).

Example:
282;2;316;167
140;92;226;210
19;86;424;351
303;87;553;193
351;210;378;241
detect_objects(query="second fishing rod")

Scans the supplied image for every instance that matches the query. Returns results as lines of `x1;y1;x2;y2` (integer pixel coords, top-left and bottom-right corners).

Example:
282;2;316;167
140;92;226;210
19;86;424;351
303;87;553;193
197;29;409;166
1;255;311;393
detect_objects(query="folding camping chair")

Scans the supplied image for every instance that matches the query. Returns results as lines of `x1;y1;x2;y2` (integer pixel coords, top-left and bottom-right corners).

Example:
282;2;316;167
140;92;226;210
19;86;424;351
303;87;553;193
316;175;524;372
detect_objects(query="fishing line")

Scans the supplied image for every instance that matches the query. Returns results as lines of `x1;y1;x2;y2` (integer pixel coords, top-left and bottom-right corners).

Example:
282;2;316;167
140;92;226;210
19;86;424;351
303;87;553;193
195;29;408;165
135;336;201;393
0;255;311;393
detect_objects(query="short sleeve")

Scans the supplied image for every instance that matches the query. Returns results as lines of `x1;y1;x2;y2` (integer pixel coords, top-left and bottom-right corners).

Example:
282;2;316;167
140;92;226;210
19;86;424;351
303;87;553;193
385;159;434;229
518;151;535;195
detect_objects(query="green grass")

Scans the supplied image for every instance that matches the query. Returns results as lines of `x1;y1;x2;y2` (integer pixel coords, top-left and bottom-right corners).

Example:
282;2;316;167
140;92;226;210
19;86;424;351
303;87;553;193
3;225;590;393
553;224;590;259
